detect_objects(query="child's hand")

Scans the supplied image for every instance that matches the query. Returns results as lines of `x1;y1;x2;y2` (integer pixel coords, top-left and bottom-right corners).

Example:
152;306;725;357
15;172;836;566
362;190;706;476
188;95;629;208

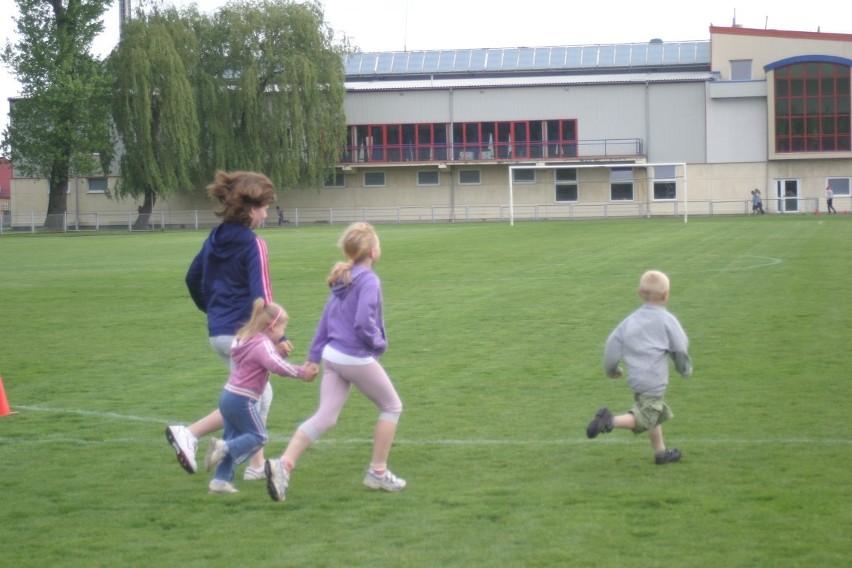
302;361;319;382
609;368;623;379
278;339;293;357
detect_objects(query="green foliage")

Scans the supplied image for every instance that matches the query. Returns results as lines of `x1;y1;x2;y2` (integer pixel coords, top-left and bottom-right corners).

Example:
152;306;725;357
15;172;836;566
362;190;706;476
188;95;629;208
108;7;201;203
2;0;115;223
0;217;849;567
107;0;347;209
194;0;347;188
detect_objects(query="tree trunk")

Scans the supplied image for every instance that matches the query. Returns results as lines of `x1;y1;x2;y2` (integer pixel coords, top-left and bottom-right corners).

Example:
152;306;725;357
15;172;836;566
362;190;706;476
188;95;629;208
133;187;157;230
44;159;70;230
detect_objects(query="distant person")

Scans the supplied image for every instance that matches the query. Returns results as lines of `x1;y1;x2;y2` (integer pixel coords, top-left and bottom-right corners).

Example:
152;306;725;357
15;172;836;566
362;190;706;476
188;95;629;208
586;270;692;465
265;222;406;501
825;186;836;214
277;206;285;226
205;299;316;494
751;189;765;215
167;170;287;481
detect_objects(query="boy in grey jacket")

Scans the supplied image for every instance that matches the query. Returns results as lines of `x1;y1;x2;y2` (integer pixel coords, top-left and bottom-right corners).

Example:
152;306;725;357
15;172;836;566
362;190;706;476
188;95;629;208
586;270;692;465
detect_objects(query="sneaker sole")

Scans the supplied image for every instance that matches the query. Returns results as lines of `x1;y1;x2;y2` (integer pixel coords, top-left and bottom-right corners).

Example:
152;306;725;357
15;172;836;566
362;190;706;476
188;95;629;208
264;460;286;502
165;427;197;474
363;477;406;492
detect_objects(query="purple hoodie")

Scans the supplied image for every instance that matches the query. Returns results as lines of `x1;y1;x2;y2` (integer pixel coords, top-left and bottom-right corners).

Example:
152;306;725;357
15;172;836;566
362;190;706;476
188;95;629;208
224;334;307;400
308;265;387;363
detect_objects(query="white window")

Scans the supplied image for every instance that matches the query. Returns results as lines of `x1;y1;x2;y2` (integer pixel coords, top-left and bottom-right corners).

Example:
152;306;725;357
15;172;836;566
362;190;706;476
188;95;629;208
653;165;677;200
88;178;108;193
827;177;850;196
417;170;440;186
610;167;633;201
363;172;386;187
730;59;752;81
458;170;481;185
555;168;577;202
323;173;345;188
512;168;535;183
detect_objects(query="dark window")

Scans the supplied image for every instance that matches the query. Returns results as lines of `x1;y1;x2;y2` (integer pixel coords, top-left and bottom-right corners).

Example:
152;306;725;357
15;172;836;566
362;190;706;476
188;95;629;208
775;62;851;153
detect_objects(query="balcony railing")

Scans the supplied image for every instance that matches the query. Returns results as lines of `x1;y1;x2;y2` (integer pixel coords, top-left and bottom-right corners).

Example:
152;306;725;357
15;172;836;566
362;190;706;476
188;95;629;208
339;138;644;164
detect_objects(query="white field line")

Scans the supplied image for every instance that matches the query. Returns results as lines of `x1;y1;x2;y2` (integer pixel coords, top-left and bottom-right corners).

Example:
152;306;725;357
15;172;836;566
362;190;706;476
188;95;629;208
7;404;849;446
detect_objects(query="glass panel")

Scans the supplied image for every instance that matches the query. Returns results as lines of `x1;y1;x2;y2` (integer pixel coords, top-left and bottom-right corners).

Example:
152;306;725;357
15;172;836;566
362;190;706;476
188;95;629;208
555;168;577;181
391;52;409;73
470;49;486;71
422;51;440;72
517;48;535;70
654;165;676;178
631;44;648;66
407;51;425;72
581;46;598;67
548;47;567;69
597;45;615;67
375;53;394;73
565;46;582;68
502;49;519;70
437;51;456;72
485;49;503;71
556;184;578;201
454;50;471;72
533;47;551;68
614;45;631;66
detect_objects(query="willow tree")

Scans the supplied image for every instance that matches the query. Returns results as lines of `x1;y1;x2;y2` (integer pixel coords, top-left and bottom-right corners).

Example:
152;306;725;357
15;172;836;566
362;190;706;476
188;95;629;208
108;7;200;230
2;0;114;229
195;0;347;189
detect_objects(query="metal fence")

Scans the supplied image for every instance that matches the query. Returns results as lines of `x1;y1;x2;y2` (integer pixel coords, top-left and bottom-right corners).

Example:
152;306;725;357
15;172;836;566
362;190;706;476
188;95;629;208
1;196;844;235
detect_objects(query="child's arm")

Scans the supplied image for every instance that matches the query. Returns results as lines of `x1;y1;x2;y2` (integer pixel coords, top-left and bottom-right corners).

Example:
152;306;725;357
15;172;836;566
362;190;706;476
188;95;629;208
603;328;624;378
667;319;692;378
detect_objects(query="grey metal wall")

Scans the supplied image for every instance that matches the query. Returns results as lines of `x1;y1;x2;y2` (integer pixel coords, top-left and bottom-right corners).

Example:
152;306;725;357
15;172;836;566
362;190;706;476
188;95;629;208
344;81;707;165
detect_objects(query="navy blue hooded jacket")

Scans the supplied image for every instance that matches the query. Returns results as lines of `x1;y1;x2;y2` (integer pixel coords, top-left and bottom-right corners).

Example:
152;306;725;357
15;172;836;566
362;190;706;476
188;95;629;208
186;223;273;337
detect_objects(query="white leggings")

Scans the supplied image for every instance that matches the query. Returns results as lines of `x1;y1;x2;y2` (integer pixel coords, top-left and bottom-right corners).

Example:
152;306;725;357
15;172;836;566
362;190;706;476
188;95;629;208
210;335;273;419
299;359;402;442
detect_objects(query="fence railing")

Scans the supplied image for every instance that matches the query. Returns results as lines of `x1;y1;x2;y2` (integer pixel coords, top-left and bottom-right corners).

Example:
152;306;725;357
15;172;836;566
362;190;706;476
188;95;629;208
1;196;844;235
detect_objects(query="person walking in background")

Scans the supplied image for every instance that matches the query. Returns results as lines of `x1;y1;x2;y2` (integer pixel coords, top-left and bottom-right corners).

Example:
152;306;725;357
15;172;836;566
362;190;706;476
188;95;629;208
825;185;837;214
265;222;406;502
205;299;317;494
167;170;287;481
277;206;285;226
751;189;765;215
586;270;692;465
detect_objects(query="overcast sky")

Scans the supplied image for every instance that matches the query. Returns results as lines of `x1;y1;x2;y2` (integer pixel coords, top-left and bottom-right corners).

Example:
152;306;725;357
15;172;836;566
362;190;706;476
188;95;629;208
2;0;851;137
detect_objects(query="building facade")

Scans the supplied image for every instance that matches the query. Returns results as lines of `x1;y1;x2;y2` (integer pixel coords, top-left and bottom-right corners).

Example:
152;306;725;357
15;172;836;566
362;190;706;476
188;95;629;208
8;25;852;226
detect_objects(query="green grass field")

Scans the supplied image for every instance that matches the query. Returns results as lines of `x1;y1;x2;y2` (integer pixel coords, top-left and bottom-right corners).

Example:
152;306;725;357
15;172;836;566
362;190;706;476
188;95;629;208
1;216;850;567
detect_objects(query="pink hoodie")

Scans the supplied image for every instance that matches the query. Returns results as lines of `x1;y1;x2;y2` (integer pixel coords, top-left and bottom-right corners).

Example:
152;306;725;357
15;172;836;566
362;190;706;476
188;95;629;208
224;334;308;400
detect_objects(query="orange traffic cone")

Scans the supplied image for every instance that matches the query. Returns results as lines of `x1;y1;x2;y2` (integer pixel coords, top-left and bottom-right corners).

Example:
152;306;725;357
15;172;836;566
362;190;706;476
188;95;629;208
0;375;16;417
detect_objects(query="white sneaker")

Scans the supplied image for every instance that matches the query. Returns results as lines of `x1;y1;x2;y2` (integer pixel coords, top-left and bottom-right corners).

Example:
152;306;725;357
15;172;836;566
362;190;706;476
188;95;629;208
208;479;238;494
204;438;227;472
363;469;406;492
264;458;290;502
243;465;265;481
165;425;198;474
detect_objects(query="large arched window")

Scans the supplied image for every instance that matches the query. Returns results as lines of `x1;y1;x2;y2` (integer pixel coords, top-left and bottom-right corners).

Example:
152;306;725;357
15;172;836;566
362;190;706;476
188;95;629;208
771;58;851;153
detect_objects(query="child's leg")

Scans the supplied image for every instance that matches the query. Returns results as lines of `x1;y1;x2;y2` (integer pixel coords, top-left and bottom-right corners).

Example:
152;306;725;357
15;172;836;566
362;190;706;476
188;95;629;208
216;393;267;481
340;361;403;472
646;424;666;454
248;382;273;470
189;409;224;439
281;362;352;469
613;413;636;430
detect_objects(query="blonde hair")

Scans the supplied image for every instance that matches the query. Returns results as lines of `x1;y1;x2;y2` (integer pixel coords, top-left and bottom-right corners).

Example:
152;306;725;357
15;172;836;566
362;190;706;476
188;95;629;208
236;298;288;340
207;171;277;226
638;270;670;302
327;222;379;287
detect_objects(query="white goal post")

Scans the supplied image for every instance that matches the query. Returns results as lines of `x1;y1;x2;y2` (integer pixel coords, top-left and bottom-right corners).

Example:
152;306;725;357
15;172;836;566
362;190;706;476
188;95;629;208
508;162;688;225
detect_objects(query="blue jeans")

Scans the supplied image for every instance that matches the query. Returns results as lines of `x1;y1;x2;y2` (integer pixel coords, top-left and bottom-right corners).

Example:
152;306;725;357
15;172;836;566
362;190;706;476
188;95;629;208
215;390;268;482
